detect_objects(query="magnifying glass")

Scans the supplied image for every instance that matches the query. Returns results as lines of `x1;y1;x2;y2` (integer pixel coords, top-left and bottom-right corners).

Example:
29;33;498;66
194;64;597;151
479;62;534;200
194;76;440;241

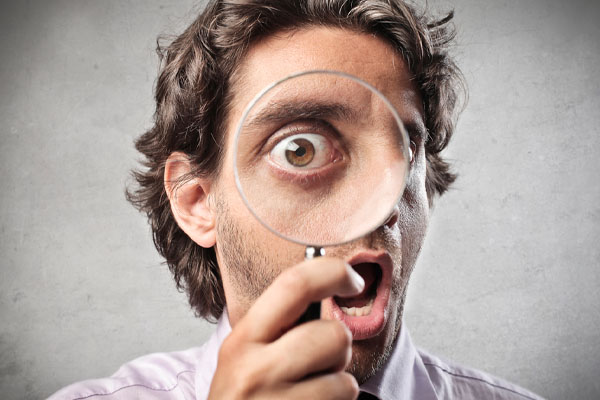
233;70;411;322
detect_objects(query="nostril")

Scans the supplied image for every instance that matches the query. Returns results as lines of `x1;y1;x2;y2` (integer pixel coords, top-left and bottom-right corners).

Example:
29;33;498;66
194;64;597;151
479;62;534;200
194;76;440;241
383;207;399;228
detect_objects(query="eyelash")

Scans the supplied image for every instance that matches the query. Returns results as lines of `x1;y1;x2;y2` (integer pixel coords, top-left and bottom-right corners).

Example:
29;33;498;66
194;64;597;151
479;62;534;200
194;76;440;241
264;121;338;148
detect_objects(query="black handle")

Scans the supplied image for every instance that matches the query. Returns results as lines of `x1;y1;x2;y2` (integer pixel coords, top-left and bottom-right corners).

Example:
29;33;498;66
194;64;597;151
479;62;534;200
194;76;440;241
297;246;325;324
297;302;321;324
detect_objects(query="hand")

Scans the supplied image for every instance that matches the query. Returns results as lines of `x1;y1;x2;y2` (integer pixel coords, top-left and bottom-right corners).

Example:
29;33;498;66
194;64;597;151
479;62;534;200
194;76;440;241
208;257;365;399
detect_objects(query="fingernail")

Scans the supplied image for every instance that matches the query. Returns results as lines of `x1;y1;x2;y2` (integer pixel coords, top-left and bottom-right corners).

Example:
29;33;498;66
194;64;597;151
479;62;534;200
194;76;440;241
346;263;365;293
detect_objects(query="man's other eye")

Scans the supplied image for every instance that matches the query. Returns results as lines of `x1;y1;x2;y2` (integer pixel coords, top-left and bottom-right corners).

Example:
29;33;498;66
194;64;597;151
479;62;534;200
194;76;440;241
269;133;334;170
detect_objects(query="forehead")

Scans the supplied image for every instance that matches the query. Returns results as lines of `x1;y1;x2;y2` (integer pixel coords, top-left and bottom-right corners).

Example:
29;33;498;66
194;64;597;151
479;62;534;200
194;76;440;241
227;26;424;135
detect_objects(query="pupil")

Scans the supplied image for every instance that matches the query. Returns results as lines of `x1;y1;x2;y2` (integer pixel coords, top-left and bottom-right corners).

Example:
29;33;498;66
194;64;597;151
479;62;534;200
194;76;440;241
295;147;306;157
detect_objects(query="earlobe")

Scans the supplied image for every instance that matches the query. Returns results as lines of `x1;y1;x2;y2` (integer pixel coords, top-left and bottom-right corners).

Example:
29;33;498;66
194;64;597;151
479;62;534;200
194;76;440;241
164;152;217;248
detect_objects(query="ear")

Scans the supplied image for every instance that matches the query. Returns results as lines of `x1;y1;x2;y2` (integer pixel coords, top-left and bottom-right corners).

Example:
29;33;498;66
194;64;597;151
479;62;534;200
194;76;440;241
164;152;216;248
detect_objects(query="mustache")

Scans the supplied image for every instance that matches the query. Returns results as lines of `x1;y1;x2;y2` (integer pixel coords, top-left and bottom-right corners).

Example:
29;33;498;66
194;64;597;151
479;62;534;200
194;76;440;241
325;224;403;260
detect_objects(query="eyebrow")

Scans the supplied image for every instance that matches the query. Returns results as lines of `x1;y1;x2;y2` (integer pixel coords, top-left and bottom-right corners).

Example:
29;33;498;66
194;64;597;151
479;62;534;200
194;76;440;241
243;101;360;130
241;98;427;143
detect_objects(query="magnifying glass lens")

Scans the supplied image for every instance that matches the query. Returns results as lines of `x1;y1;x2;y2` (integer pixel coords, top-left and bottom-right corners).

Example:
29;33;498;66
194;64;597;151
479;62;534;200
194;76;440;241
234;71;410;247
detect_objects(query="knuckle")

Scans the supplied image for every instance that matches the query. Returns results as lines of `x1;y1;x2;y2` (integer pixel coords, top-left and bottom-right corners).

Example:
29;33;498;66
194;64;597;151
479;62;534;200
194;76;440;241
217;341;264;398
218;335;237;361
338;372;360;399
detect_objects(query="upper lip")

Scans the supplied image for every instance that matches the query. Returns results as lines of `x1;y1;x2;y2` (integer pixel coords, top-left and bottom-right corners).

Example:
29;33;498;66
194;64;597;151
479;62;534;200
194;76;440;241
346;250;393;279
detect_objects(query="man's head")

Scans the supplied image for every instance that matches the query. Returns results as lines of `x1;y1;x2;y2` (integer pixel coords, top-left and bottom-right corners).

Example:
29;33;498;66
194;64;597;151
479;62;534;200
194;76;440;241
128;0;464;384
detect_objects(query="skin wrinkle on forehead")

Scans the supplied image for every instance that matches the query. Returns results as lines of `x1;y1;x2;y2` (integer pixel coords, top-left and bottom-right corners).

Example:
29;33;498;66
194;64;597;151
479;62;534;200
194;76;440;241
227;26;424;137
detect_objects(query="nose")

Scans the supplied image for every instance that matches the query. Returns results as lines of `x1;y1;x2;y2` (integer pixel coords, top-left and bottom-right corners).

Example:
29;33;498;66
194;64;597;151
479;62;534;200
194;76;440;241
383;205;399;229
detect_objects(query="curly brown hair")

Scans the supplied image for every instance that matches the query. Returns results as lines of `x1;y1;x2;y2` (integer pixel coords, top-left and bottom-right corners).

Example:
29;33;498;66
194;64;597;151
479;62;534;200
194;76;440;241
127;0;466;321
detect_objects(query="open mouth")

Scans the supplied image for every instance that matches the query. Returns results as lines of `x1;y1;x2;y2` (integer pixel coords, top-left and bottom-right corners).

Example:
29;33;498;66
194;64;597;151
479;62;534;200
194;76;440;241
324;252;393;341
334;263;382;317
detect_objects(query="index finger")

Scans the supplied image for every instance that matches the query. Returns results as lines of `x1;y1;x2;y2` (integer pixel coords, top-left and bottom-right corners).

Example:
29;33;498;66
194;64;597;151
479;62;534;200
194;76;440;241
236;257;364;343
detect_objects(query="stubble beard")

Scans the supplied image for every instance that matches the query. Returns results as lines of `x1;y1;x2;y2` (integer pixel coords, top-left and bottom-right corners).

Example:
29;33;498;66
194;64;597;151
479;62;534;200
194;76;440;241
216;200;280;309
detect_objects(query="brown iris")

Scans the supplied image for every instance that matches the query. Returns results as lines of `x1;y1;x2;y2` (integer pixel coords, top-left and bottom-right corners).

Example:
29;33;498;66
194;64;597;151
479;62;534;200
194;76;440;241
285;138;315;167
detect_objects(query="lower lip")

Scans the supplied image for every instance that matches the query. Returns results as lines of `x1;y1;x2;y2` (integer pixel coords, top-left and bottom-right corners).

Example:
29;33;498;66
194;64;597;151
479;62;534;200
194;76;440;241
323;272;391;341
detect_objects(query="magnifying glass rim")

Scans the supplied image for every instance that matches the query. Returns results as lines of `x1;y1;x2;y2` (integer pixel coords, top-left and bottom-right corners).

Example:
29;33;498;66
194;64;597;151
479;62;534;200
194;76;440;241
232;69;411;247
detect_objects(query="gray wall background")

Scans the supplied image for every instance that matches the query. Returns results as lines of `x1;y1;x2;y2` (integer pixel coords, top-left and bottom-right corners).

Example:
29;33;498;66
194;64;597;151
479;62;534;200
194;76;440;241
1;0;598;399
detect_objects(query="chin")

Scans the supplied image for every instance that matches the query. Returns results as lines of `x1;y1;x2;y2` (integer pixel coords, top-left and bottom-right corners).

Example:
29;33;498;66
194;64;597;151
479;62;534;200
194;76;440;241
347;335;392;384
346;303;403;384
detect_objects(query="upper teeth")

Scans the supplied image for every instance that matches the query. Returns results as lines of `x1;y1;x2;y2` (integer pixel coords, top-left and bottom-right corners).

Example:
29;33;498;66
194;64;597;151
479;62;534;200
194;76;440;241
340;298;374;317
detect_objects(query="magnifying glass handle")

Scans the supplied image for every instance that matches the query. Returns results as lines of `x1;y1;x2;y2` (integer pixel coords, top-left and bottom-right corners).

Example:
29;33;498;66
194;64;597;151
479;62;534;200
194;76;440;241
297;246;325;324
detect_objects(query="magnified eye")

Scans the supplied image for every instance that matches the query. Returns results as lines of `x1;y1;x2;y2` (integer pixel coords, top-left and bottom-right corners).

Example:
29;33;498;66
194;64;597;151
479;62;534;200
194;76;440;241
270;133;334;169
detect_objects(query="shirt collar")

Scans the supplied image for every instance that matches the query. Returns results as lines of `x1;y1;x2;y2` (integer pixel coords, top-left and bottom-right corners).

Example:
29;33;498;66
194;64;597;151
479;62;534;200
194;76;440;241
359;324;439;400
196;310;438;400
194;308;232;400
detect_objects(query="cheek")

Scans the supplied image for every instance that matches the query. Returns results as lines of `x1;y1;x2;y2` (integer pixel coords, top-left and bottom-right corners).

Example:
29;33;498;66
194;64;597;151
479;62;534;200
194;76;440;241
404;145;429;214
213;171;307;269
398;154;429;269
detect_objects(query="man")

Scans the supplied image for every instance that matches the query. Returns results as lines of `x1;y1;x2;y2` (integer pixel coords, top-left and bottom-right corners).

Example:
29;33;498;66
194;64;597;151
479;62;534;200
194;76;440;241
50;0;542;399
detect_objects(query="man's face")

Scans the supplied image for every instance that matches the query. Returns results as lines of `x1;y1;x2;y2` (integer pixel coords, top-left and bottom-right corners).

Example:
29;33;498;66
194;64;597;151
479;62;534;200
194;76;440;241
212;27;429;383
